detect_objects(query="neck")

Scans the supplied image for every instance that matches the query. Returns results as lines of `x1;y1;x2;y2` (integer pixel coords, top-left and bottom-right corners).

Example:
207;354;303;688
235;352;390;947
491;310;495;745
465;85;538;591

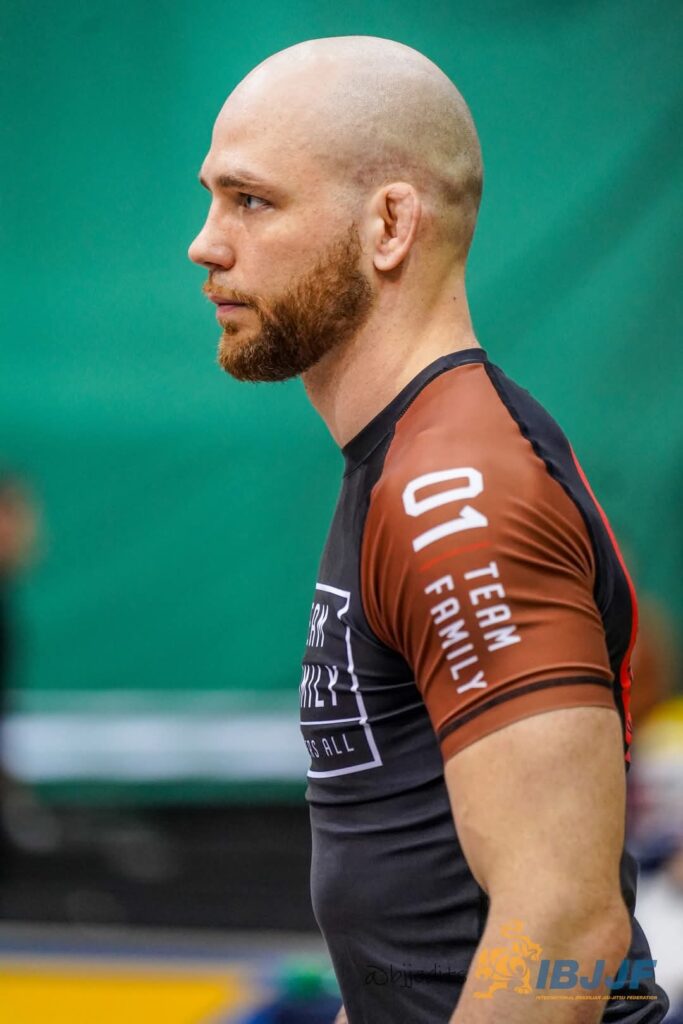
301;273;479;448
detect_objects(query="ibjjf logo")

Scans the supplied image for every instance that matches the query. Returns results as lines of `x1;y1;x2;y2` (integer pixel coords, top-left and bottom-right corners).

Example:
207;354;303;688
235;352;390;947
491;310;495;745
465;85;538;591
299;583;382;778
474;920;542;998
473;919;657;1002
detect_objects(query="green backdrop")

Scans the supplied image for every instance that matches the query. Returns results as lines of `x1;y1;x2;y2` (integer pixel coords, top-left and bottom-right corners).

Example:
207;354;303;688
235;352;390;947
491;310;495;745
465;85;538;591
1;0;681;797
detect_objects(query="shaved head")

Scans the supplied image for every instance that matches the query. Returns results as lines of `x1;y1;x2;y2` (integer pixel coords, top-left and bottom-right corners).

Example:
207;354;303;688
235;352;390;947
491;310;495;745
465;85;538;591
225;36;483;260
190;37;483;384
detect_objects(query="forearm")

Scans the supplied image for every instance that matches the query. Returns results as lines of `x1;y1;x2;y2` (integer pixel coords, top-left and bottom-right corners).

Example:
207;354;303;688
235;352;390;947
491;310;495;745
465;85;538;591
449;900;631;1024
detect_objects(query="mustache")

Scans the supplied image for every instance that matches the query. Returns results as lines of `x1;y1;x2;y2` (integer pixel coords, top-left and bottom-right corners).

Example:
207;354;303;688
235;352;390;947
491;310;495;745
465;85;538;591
202;281;257;307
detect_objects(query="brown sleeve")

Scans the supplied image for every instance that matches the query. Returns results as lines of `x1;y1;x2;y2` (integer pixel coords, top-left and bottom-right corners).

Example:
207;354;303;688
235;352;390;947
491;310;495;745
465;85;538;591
360;364;615;762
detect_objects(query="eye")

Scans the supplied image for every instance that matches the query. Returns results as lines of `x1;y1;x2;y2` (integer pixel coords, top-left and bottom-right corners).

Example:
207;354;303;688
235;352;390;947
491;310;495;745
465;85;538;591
239;192;269;210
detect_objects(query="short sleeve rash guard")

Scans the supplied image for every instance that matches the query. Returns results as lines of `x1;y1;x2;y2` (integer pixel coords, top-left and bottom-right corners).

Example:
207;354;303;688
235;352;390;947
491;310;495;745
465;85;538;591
299;350;668;1024
360;360;617;761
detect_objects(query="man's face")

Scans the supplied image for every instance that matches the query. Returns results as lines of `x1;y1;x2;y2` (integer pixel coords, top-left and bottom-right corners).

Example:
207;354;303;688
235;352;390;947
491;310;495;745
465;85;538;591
188;95;375;382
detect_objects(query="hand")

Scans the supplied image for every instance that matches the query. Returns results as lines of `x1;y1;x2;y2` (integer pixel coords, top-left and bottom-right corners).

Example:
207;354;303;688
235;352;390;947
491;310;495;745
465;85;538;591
333;1006;348;1024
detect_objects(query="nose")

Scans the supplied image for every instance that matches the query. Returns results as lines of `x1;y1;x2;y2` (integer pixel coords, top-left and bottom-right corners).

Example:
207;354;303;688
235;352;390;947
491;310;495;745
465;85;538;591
187;216;236;270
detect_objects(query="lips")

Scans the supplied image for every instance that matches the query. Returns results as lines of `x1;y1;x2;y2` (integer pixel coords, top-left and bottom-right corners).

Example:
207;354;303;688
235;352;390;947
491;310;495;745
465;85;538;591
208;294;246;307
213;300;250;322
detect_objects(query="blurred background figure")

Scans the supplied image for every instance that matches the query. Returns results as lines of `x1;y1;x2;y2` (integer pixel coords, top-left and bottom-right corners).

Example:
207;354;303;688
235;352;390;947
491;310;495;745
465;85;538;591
0;472;37;696
237;961;341;1024
627;597;683;1018
0;473;39;850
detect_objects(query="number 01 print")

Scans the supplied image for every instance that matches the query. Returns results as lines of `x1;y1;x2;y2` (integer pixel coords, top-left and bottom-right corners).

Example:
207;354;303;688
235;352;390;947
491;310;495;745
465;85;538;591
402;467;488;552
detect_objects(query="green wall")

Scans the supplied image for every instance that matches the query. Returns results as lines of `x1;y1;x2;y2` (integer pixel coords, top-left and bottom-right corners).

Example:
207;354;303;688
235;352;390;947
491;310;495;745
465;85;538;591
1;1;681;789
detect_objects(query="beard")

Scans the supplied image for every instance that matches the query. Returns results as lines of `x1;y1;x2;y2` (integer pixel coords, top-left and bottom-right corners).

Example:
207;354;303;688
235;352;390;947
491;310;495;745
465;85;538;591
209;222;374;383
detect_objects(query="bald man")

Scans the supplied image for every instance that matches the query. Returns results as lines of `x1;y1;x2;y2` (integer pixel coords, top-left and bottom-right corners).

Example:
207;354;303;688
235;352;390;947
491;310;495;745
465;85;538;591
189;36;669;1024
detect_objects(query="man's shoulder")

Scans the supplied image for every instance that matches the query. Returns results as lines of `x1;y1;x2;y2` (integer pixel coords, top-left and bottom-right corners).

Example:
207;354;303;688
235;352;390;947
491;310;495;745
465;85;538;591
377;358;555;499
363;357;590;573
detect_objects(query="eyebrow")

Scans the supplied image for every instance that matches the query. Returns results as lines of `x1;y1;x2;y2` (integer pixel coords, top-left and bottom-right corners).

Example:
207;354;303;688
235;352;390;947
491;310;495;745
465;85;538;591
198;170;274;192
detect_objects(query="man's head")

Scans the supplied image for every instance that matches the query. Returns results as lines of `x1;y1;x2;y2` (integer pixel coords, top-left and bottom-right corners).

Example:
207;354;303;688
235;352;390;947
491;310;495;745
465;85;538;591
188;36;483;383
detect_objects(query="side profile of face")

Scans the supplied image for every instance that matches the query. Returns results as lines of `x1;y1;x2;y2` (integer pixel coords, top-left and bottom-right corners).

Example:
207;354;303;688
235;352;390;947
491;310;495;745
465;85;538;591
188;37;483;383
188;60;376;383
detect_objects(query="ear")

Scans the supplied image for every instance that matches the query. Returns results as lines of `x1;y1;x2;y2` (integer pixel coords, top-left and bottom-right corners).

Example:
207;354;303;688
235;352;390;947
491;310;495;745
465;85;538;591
368;183;421;272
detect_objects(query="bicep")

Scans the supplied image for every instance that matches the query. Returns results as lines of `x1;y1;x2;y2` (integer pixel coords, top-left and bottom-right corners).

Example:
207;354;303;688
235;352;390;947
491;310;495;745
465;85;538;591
444;704;627;905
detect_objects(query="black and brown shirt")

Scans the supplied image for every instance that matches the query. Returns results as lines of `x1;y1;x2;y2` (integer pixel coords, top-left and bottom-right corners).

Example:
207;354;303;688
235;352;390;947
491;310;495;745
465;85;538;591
299;348;668;1023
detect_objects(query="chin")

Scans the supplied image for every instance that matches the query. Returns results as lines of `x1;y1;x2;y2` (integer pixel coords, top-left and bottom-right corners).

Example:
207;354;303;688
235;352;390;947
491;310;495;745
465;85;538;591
218;325;246;352
217;332;262;380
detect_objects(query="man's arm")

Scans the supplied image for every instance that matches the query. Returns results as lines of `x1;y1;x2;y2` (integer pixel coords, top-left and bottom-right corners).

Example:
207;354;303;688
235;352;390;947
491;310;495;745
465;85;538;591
444;704;631;1023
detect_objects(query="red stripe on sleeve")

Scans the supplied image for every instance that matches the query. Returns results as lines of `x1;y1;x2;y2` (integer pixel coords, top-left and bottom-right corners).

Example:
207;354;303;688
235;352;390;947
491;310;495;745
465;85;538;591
570;447;637;760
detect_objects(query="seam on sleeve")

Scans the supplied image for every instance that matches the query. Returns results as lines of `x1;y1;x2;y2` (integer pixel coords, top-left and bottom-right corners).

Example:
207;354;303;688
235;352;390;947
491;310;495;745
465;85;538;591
437;675;613;745
482;361;597;579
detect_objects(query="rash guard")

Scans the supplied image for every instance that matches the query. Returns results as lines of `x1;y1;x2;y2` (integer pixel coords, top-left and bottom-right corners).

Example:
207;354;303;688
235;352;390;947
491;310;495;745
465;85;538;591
299;348;669;1023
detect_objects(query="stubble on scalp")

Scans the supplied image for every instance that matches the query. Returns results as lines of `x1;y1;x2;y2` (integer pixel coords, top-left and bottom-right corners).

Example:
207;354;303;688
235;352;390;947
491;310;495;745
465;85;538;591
239;37;484;264
217;221;374;383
